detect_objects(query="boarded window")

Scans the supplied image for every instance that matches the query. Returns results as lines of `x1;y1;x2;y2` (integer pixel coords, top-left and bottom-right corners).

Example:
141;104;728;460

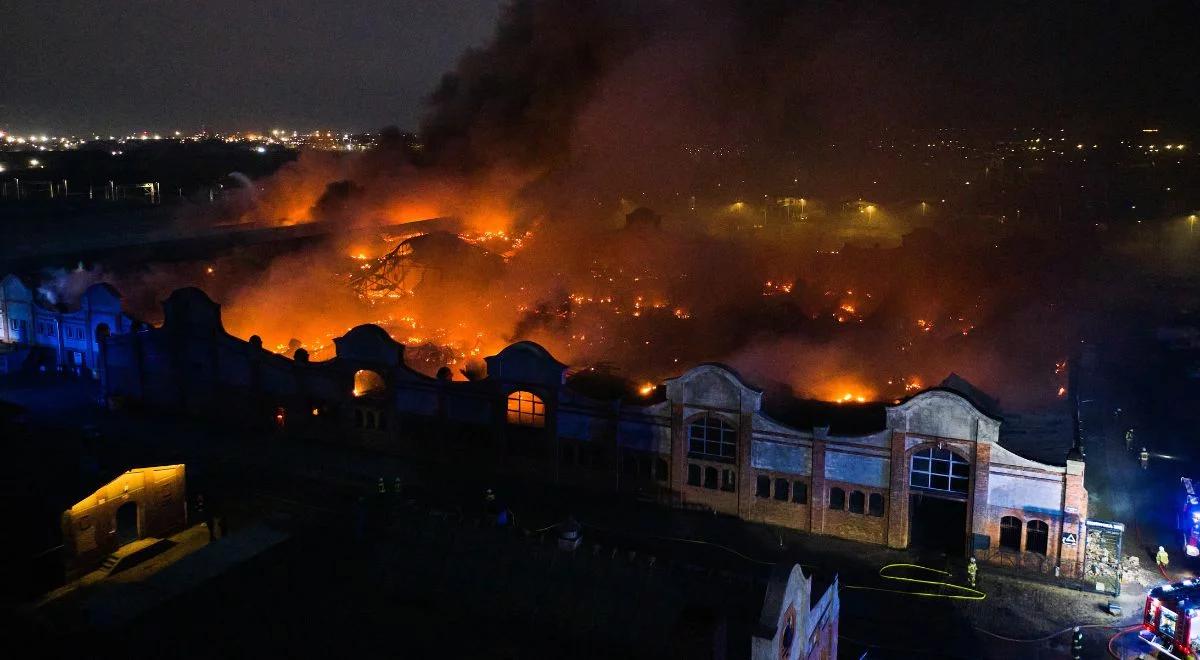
792;481;808;504
756;475;771;498
868;492;884;516
829;487;846;510
849;490;866;514
1026;519;1049;555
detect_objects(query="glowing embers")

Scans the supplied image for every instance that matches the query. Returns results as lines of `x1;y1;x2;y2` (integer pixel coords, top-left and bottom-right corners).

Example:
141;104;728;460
353;369;386;397
506;390;545;427
762;280;794;296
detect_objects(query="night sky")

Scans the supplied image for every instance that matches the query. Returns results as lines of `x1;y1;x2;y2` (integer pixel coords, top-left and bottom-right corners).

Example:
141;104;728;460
2;0;1198;136
0;0;501;134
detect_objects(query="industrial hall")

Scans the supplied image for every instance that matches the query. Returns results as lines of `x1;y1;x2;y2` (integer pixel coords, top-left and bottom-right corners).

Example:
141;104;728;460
98;286;1090;579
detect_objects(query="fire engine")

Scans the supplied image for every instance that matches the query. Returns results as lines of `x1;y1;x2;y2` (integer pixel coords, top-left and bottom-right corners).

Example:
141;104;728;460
1183;478;1200;558
1142;580;1200;659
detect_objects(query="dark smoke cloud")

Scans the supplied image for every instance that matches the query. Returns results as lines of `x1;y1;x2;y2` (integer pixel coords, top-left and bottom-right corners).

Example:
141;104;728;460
109;0;1199;413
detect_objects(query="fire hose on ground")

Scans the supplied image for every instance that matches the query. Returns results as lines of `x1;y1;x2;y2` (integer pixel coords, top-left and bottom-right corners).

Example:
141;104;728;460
842;563;986;600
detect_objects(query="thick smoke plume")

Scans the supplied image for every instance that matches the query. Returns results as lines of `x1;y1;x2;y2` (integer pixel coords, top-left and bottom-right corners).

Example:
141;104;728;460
94;1;1200;412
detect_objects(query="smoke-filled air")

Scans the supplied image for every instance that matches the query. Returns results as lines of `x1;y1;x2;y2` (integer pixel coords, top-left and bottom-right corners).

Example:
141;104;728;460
65;0;1196;410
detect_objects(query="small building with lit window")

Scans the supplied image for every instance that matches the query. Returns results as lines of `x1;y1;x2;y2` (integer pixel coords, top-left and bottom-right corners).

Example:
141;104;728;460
99;286;1089;580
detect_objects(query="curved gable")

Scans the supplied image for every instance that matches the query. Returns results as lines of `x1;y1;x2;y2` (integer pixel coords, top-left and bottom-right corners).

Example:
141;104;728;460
162;287;223;333
1;274;33;301
665;363;762;413
82;282;123;311
484;341;567;385
334;324;404;367
886;389;1000;443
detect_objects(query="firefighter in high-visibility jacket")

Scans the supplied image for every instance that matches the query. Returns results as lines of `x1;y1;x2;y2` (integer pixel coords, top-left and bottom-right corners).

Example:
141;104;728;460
966;557;978;587
1157;546;1170;569
1140;447;1150;469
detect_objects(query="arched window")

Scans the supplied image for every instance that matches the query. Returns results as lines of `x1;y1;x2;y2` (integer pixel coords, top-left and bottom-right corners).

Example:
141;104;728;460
774;478;790;501
849;490;866;514
910;447;970;494
687;463;701;486
868;493;885;517
687;415;737;461
829;487;846;510
703;466;719;489
1000;516;1022;551
792;481;808;504
756;475;771;498
1026;520;1049;555
506;390;545;427
353;369;386;397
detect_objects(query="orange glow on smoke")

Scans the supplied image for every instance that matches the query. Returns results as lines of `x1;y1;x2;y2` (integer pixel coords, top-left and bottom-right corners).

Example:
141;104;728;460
817;377;876;404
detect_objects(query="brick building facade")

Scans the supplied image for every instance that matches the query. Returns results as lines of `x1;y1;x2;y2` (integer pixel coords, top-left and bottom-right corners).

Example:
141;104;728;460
100;287;1089;578
60;465;188;578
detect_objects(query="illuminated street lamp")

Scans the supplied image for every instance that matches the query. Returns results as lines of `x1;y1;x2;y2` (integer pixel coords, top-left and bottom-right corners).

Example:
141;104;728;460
865;204;876;222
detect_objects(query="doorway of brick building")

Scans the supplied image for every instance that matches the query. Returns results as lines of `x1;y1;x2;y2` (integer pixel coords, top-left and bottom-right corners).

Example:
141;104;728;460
908;492;967;557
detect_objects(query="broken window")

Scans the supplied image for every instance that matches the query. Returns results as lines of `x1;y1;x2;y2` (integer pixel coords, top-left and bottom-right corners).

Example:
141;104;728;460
687;463;701;486
774;478;790;501
829;487;846;510
868;493;884;516
721;469;736;492
704;465;718;489
1026;519;1049;555
792;481;808;504
999;516;1022;551
849;490;866;514
756;475;771;498
353;369;386;397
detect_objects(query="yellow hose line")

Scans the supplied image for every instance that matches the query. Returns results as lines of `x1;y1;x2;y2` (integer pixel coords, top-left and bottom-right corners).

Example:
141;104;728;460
843;563;986;601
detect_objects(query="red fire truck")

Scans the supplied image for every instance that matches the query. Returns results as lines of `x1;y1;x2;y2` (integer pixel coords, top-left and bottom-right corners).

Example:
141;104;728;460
1142;579;1200;658
1181;478;1200;558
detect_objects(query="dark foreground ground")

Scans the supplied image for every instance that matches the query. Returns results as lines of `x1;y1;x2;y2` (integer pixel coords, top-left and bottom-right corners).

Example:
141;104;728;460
2;375;1160;659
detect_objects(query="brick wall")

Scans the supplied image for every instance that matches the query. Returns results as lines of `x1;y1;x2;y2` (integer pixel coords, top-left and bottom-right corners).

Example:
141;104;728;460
821;480;888;545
